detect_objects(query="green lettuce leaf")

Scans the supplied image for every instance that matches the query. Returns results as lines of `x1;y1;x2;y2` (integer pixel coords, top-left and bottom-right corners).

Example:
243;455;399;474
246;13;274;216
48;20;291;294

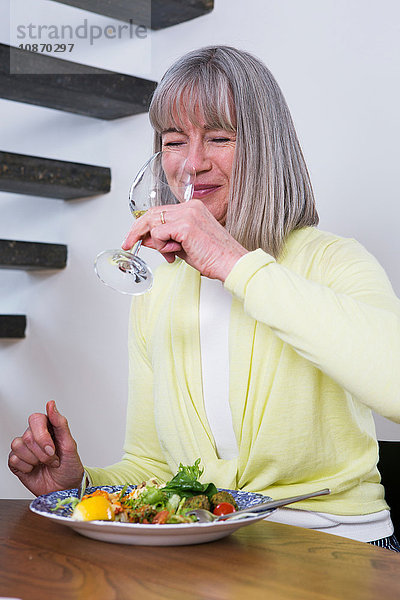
162;459;218;500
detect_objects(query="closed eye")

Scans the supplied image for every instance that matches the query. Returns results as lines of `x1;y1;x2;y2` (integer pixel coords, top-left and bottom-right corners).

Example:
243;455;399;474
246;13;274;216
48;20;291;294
162;141;185;147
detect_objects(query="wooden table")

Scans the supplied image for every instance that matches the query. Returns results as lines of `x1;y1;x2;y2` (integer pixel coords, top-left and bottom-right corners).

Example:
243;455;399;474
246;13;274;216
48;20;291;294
1;499;399;600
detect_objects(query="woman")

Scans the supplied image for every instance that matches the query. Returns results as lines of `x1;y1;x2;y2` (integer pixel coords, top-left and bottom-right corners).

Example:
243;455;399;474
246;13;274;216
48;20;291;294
8;46;400;550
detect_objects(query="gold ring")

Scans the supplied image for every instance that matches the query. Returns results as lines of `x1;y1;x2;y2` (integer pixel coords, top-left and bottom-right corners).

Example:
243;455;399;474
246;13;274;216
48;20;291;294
160;210;166;225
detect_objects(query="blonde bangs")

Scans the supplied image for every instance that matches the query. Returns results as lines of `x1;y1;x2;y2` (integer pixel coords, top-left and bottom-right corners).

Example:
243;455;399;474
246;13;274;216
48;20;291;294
149;72;236;134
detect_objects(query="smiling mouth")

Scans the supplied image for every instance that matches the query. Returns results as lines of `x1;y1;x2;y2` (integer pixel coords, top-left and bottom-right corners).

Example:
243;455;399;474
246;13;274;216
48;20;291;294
192;184;222;199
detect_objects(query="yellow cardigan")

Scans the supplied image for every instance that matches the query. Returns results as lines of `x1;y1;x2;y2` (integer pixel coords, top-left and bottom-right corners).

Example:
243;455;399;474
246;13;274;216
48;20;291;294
87;227;400;515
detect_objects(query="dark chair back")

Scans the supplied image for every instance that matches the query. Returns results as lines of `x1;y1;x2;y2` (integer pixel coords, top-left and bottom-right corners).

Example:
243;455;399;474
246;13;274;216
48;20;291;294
378;440;400;538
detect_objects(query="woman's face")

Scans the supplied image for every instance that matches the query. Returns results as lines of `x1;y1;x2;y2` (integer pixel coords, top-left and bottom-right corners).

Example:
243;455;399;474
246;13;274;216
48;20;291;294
160;113;236;225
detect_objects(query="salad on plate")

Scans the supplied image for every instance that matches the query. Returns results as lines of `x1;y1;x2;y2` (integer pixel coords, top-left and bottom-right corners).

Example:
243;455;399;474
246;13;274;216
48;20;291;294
51;459;239;525
30;461;273;545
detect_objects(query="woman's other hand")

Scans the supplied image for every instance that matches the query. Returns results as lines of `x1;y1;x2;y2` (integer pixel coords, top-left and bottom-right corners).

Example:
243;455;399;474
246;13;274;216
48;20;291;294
8;400;84;496
121;199;248;281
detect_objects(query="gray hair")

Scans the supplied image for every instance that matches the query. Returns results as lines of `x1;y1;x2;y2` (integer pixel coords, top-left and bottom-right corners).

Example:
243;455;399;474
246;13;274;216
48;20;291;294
149;46;318;258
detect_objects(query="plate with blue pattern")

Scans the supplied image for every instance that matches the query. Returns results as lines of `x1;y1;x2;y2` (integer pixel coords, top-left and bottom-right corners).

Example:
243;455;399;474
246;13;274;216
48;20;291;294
30;486;273;546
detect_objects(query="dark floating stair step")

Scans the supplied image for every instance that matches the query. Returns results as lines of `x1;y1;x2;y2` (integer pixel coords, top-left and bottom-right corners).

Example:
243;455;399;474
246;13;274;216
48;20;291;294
50;0;214;29
0;315;27;338
0;151;111;199
0;240;67;270
0;44;158;120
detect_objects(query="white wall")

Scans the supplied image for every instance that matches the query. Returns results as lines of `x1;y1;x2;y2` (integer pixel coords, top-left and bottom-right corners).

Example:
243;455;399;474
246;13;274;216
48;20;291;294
1;0;399;498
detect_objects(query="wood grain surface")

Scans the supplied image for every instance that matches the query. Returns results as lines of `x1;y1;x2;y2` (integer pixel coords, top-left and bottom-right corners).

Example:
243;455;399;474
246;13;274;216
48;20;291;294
1;500;399;600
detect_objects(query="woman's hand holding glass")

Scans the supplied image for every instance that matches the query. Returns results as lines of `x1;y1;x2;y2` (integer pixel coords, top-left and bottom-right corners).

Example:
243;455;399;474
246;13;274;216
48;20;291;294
95;151;196;294
122;198;248;281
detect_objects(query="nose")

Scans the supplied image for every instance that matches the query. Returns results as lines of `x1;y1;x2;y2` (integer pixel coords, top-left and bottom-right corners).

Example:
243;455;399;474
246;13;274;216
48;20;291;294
184;140;212;175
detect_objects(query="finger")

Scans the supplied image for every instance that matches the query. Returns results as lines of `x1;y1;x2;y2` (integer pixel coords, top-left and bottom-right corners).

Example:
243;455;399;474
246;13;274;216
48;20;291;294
122;229;139;251
150;221;186;249
157;240;182;254
46;401;77;454
163;252;178;264
121;210;156;250
27;412;58;458
8;452;36;474
122;221;154;251
10;436;44;466
23;425;60;466
122;206;182;251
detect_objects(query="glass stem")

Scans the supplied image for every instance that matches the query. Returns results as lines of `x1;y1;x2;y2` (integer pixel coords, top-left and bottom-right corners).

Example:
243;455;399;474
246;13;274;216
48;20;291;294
131;240;142;257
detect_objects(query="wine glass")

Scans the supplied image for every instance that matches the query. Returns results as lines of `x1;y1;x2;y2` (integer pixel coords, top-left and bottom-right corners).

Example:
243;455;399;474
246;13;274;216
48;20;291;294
94;151;195;294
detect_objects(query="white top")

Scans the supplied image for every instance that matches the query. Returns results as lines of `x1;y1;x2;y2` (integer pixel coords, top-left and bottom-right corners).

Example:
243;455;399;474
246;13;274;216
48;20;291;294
265;506;393;542
198;276;393;543
199;275;239;460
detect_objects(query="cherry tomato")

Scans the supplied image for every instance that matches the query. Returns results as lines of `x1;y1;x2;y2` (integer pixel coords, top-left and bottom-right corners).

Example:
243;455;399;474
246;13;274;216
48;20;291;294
213;502;236;516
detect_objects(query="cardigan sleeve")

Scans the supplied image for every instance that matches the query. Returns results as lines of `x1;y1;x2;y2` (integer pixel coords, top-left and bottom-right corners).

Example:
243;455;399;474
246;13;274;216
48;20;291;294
85;294;173;486
224;236;400;422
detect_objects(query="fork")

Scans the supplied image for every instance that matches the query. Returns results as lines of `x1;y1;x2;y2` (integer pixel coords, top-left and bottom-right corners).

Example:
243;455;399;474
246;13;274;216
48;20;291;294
77;470;88;501
187;488;330;523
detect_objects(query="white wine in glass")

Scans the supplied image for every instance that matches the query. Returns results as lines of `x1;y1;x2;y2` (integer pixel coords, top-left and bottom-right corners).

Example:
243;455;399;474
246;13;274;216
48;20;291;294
95;151;195;295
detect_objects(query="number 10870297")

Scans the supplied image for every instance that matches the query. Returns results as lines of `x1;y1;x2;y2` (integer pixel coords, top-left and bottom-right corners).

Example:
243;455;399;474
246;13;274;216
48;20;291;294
18;43;74;53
